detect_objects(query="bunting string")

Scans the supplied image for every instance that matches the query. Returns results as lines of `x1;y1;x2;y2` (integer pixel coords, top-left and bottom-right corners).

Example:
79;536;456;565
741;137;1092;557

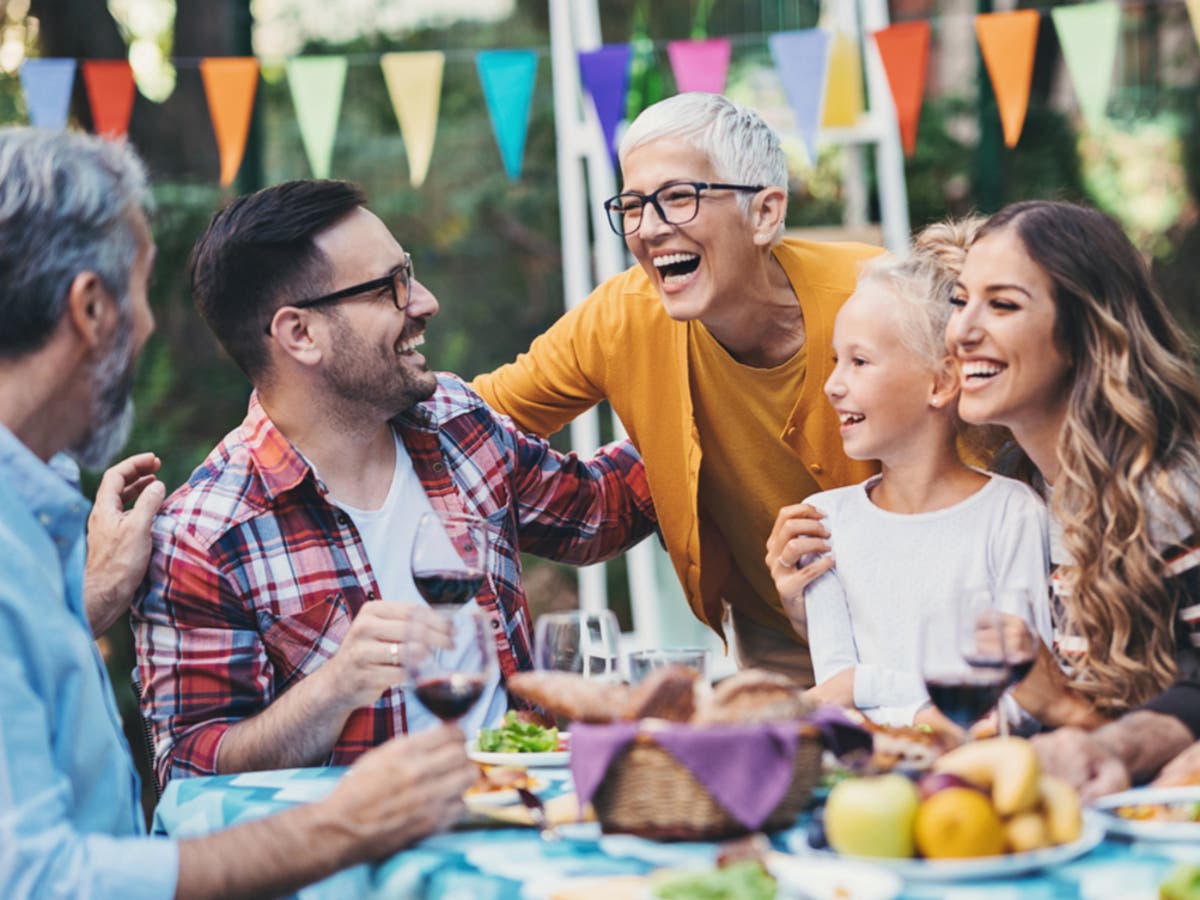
9;0;1199;185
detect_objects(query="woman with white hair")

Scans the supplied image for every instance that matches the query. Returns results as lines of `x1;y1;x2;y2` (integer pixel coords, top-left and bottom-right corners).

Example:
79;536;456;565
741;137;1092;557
474;92;881;681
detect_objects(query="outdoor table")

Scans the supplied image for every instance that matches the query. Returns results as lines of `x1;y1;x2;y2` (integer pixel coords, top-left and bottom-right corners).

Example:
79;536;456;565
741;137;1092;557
152;764;1200;899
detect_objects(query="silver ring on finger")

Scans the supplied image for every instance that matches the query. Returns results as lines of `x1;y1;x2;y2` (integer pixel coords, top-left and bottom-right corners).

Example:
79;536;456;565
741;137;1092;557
389;641;402;666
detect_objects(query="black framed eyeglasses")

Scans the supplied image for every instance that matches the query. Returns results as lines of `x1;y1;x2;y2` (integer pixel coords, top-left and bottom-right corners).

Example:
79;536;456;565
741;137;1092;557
264;253;414;335
603;181;766;236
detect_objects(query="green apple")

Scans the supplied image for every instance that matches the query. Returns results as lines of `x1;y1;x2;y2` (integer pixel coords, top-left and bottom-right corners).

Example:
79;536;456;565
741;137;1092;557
824;774;919;858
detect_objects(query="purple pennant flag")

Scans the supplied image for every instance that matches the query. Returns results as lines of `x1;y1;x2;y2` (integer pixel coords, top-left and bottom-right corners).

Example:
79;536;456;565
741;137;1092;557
578;44;631;168
769;29;832;165
667;38;732;95
20;58;77;131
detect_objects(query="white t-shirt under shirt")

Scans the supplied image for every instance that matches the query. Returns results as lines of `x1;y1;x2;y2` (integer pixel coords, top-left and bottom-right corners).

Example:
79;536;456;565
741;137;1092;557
333;432;506;737
803;472;1053;726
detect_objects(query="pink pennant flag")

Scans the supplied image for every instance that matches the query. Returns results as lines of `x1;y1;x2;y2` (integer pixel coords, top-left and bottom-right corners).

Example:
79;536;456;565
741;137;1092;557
667;38;731;95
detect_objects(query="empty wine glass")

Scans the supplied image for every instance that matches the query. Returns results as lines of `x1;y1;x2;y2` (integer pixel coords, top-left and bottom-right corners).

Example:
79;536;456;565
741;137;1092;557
533;610;621;681
408;607;498;723
919;598;1011;736
411;511;487;611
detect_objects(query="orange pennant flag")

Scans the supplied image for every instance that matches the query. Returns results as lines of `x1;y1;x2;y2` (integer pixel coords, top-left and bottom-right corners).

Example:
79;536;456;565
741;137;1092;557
200;57;260;187
873;21;930;157
975;9;1041;148
82;60;135;139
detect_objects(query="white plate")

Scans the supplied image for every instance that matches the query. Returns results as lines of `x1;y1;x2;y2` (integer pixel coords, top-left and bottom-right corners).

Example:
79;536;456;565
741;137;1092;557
766;852;903;900
785;812;1105;882
1091;786;1200;842
468;733;570;768
463;777;545;809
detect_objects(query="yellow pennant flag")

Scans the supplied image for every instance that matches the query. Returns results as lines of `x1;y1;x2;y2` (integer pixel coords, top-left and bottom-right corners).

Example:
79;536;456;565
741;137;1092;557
1187;0;1200;49
822;32;864;128
381;52;445;188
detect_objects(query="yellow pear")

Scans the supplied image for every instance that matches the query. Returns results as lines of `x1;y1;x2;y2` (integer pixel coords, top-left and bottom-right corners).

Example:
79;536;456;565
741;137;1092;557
1004;811;1049;853
932;737;1041;817
1038;774;1083;844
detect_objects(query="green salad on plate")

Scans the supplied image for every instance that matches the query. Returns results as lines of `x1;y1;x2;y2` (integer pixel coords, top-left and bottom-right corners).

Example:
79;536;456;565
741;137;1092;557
476;711;560;753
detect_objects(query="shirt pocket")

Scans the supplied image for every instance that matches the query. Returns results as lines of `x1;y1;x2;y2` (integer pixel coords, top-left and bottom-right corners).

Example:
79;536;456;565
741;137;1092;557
260;592;352;689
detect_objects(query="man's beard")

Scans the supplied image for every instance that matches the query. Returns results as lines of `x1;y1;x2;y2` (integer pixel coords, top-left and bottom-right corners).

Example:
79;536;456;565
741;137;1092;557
324;317;437;418
69;309;136;471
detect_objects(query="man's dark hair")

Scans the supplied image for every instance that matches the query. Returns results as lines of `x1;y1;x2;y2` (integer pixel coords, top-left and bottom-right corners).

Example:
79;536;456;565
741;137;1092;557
188;179;366;381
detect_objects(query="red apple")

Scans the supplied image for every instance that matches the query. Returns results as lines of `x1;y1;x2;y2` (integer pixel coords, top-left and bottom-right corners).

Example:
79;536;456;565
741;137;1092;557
917;771;987;801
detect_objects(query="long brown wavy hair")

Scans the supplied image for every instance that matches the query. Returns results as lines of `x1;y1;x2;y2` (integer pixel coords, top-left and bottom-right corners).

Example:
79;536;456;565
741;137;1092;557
976;201;1200;713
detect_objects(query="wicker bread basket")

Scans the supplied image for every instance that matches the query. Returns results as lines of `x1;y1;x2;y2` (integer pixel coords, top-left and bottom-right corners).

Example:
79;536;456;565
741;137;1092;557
590;724;823;840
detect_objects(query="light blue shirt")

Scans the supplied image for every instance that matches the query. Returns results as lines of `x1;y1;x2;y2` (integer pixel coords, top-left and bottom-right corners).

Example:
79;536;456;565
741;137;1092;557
0;426;177;898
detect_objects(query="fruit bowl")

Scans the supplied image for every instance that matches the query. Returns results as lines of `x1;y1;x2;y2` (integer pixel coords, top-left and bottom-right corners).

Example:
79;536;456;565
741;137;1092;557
788;813;1106;881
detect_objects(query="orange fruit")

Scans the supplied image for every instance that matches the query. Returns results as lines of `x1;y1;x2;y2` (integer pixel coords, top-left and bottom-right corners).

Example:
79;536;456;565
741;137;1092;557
914;787;1006;859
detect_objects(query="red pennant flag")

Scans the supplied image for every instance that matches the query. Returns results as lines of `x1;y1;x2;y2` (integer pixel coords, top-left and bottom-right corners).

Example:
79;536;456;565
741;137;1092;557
82;60;136;140
873;22;931;157
975;10;1041;148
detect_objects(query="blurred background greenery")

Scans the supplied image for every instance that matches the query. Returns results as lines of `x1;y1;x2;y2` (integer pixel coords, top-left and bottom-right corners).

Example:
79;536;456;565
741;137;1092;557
5;0;1199;815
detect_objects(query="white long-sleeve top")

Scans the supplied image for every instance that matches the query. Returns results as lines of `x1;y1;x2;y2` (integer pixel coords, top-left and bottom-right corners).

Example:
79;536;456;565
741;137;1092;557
803;473;1053;726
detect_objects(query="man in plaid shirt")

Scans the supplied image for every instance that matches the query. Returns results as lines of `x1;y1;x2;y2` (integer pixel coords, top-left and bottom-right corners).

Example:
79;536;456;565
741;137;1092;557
133;181;656;788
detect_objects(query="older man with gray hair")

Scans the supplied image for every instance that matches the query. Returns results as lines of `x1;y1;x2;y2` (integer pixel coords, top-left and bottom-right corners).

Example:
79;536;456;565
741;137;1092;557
0;126;474;898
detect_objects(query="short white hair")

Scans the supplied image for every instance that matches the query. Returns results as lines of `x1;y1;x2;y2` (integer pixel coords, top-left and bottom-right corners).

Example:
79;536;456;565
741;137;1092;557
618;93;788;243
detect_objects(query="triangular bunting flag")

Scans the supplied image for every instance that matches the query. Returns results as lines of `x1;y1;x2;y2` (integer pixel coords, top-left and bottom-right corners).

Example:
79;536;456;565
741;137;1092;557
1051;2;1120;129
476;49;538;181
578;44;631;167
82;60;136;139
666;38;731;94
20;58;76;130
822;32;864;128
1188;0;1200;51
380;51;444;188
975;10;1041;148
769;29;832;165
874;21;931;157
285;56;347;179
199;57;259;187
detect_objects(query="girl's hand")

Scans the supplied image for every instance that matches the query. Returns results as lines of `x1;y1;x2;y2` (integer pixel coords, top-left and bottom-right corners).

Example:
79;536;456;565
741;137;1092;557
765;502;833;633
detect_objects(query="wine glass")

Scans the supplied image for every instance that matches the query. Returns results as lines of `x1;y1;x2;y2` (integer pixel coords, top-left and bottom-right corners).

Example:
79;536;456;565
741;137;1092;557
409;607;498;723
533;610;621;681
919;599;1011;736
411;511;487;611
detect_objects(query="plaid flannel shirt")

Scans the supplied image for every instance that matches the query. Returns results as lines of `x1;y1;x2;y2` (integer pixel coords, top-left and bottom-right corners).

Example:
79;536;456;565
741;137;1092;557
133;374;654;787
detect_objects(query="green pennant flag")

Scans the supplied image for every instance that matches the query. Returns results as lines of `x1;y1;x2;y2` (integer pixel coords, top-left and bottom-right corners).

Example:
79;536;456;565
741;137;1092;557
1051;1;1121;128
286;57;347;178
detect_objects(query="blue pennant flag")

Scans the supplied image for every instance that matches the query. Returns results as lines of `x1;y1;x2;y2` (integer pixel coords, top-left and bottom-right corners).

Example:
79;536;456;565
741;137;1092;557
769;30;832;165
476;49;538;181
20;58;77;130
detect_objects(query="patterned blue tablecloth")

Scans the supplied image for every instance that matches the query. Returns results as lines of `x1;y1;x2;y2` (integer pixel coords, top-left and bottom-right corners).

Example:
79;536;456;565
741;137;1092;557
152;765;1200;899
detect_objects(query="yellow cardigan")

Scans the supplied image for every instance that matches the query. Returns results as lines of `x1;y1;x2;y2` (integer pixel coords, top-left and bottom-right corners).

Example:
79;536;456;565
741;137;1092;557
473;238;882;636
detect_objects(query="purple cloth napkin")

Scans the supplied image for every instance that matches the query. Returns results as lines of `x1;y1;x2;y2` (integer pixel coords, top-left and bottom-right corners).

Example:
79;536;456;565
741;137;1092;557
570;721;796;830
568;709;872;831
803;704;873;757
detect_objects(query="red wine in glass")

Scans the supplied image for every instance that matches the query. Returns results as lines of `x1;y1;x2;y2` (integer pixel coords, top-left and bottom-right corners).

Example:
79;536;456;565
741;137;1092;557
414;571;485;609
414;673;488;722
924;665;1010;730
1006;656;1035;684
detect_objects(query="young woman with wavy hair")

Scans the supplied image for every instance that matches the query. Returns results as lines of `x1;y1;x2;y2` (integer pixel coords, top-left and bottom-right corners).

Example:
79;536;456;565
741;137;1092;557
948;200;1200;736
